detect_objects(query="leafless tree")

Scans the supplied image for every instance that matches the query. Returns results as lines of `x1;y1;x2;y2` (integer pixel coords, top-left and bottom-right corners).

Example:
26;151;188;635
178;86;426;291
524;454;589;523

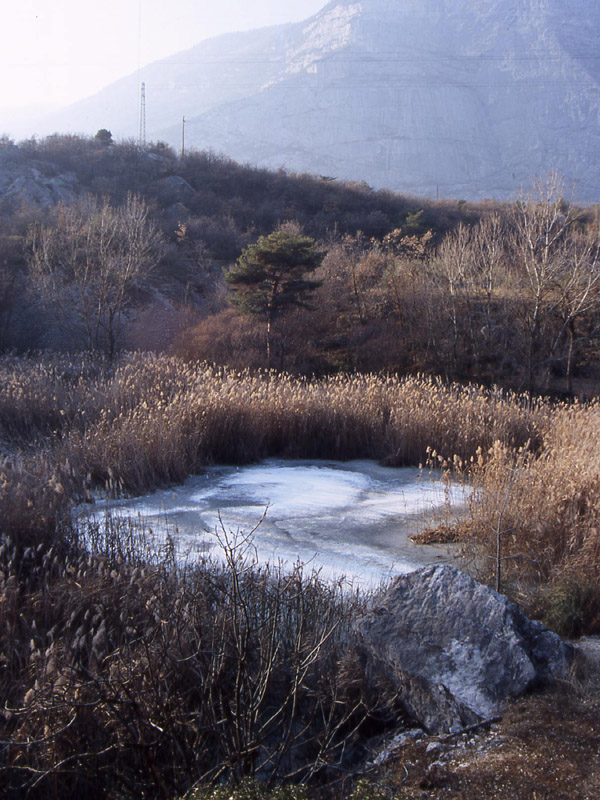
547;230;600;393
28;194;163;357
509;173;578;390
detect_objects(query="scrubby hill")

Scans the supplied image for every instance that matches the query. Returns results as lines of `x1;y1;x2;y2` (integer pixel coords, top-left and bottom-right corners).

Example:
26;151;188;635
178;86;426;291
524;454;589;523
2;135;600;396
0;133;475;358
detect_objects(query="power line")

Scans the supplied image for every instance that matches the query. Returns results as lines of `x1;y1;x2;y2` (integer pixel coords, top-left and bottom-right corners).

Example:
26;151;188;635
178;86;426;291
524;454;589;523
135;52;600;66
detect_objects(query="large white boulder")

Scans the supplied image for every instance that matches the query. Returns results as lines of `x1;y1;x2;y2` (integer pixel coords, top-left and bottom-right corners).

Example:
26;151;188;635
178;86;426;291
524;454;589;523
356;565;573;733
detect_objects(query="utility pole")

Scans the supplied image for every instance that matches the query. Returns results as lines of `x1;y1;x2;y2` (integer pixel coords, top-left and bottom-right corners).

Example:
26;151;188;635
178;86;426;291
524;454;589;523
139;82;146;149
181;115;185;159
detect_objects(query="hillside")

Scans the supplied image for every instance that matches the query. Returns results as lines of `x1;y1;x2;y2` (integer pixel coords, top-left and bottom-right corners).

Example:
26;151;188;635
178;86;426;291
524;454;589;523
37;0;600;201
0;134;473;359
2;135;600;395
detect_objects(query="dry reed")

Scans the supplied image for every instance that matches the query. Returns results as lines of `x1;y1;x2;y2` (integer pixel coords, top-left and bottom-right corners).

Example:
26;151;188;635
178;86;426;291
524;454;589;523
461;398;600;623
0;352;547;494
0;518;384;798
2;351;600;796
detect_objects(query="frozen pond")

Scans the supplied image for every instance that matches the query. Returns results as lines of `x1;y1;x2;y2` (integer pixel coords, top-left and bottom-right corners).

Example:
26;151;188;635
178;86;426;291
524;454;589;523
83;459;468;587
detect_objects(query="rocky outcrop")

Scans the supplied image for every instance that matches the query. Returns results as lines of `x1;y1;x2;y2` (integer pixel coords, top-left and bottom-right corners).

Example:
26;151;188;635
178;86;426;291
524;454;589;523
356;565;573;734
3;170;78;207
152;175;196;204
0;150;78;208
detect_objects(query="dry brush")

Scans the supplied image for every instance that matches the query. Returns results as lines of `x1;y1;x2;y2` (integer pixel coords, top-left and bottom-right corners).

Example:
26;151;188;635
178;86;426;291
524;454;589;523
1;352;599;797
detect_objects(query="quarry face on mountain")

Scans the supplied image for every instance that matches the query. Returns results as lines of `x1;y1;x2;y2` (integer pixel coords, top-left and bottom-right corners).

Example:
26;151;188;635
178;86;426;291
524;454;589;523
41;0;600;201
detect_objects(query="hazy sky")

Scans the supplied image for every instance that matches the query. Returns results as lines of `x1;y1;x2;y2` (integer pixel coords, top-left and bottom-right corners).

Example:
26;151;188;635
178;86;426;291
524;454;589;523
0;0;327;112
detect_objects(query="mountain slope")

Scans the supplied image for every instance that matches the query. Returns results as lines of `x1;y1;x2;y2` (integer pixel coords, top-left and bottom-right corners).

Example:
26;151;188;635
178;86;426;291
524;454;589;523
38;0;600;200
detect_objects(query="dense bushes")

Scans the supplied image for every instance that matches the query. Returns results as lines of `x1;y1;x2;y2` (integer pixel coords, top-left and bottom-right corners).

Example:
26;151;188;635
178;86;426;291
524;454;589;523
3;136;600;394
14;135;448;245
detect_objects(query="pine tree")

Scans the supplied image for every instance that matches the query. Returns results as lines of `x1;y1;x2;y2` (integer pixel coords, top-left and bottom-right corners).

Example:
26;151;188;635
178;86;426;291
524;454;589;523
225;227;323;366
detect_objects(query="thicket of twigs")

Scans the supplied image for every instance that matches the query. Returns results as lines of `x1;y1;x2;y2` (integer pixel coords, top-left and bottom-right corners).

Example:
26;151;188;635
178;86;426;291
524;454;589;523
2;352;600;797
2;508;408;798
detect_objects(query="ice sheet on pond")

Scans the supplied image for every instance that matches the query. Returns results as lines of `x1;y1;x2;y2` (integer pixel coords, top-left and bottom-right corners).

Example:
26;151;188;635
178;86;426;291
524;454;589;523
81;459;468;587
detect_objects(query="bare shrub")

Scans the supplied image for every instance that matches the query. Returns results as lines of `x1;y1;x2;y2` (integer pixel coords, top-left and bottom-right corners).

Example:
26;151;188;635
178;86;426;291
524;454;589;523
173;308;265;368
0;520;386;799
27;194;163;358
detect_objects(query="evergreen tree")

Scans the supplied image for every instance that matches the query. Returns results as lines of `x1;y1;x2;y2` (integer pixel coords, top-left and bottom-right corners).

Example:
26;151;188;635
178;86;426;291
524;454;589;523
225;227;323;366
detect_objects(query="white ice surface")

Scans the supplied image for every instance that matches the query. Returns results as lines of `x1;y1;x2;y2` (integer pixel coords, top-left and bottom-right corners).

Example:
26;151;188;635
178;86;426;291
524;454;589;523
81;459;468;587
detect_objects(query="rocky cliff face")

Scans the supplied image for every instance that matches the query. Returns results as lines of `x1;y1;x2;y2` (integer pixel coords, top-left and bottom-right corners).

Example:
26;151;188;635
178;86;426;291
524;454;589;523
40;0;600;200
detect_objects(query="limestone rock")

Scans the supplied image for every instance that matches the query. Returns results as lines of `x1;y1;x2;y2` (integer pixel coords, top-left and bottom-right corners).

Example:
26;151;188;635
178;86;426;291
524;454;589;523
356;565;573;734
0;153;78;208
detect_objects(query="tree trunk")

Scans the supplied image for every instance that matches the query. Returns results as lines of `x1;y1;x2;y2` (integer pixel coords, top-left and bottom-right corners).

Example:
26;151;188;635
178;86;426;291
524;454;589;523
265;280;278;368
266;315;272;368
565;319;576;395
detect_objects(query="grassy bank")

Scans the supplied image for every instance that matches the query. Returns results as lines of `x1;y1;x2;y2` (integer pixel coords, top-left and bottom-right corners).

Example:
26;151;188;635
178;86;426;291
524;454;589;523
3;351;599;620
1;352;599;797
1;352;544;487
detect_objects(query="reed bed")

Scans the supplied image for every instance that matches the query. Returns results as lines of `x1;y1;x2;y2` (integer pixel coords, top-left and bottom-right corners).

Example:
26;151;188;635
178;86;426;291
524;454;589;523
462;399;600;634
1;352;600;795
0;352;547;494
0;354;598;631
0;351;554;569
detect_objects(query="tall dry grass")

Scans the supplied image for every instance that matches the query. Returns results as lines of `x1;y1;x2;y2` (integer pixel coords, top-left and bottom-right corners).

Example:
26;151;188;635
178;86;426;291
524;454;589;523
0;352;547;494
0;517;390;798
459;399;600;634
0;351;549;572
2;351;600;796
2;354;598;619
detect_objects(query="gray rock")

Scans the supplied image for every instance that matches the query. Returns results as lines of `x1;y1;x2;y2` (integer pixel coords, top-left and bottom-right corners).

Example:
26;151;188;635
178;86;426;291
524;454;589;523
356;565;573;734
571;636;600;690
153;175;196;204
425;741;447;755
0;163;78;208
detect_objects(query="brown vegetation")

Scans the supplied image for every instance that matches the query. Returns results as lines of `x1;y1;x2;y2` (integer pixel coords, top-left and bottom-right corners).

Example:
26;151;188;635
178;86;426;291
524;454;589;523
175;177;600;391
1;352;600;796
1;517;395;798
0;353;544;493
2;137;600;395
2;138;600;796
460;399;600;635
1;352;598;635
